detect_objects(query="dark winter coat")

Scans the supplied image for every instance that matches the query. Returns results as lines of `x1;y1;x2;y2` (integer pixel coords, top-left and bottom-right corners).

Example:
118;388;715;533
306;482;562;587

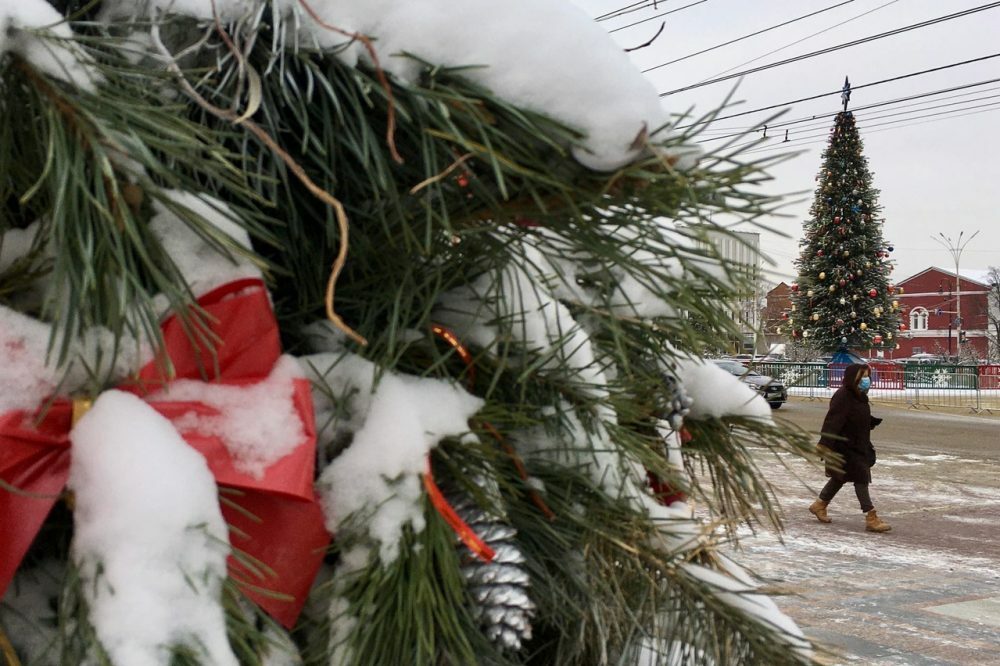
818;364;882;483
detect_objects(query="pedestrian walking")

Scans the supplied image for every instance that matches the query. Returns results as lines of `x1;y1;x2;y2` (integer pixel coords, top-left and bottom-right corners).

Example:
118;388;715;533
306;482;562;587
809;363;891;532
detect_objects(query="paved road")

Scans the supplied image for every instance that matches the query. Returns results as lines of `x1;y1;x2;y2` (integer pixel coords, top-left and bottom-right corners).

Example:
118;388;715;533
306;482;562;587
725;398;1000;665
775;398;999;461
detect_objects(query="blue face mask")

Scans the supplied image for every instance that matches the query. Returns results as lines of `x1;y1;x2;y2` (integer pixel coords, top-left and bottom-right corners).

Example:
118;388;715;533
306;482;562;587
859;376;871;392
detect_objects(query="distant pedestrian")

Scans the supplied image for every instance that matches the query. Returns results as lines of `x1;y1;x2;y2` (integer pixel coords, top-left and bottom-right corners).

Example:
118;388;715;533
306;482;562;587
809;363;891;532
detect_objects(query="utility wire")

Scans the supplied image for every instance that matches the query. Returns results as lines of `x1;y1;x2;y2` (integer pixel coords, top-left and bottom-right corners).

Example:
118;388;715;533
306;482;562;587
697;79;1000;134
642;1;855;73
753;89;1000;138
660;2;1000;96
671;53;1000;126
771;96;1000;146
722;99;1000;155
608;0;708;33
739;103;1000;155
595;1;656;22
695;0;900;83
725;99;999;153
697;80;1000;141
744;105;1000;155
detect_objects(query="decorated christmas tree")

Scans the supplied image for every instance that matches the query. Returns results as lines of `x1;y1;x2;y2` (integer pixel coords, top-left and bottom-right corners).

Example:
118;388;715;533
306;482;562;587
789;96;902;353
2;2;816;664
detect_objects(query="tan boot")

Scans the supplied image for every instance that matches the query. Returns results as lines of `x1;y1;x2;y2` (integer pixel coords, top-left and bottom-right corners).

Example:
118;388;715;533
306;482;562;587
809;499;832;523
865;509;891;533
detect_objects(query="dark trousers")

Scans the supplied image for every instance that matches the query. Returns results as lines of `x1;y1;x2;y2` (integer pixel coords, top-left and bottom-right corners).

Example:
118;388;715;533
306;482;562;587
819;478;874;513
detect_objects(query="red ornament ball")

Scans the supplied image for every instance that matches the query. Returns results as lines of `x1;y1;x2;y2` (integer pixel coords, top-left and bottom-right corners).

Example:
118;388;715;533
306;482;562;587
834;216;841;224
817;249;824;257
839;279;846;287
868;288;878;298
899;323;907;331
873;335;883;345
791;283;799;292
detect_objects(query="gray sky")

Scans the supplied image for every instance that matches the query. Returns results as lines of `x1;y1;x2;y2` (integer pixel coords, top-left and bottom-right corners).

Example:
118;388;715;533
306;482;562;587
575;0;1000;284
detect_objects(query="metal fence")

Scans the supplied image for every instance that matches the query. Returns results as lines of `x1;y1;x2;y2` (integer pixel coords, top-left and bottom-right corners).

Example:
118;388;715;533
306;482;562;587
750;361;1000;414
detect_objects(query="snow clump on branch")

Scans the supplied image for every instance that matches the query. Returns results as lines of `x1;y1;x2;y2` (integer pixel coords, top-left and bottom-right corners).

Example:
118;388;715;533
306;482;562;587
98;0;695;171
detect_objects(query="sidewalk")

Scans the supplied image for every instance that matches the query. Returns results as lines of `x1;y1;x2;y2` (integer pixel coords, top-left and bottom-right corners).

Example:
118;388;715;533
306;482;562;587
725;402;1000;665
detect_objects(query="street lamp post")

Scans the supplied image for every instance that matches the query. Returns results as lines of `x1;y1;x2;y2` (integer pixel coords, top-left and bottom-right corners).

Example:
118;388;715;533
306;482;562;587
932;230;980;358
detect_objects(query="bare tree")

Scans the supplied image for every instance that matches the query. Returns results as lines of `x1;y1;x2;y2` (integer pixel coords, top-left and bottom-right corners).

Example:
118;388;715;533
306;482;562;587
988;266;1000;362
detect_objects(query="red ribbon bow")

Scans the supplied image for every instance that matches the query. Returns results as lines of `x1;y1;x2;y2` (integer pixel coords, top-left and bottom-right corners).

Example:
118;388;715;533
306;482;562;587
0;278;330;628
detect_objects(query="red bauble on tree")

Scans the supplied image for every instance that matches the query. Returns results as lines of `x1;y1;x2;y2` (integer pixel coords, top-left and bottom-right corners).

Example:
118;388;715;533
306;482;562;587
873;334;883;345
868;288;878;298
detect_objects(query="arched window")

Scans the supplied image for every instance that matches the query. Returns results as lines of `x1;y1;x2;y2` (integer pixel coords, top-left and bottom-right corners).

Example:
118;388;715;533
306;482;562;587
910;306;929;331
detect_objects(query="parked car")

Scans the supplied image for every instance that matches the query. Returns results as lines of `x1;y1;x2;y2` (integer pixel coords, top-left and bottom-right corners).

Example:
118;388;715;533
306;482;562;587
861;357;903;366
899;354;945;365
712;359;788;409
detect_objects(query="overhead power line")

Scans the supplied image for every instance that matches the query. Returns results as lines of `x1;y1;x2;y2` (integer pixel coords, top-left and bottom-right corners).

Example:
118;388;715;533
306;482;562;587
721;97;1000;154
768;96;1000;146
695;0;900;83
737;103;1000;156
742;105;1000;156
696;80;1000;134
659;2;1000;96
753;89;1000;137
595;1;655;22
608;0;709;33
697;80;1000;141
642;1;856;73
671;52;1000;127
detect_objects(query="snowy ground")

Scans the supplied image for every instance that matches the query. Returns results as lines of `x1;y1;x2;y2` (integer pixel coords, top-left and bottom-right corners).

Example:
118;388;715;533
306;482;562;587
719;400;1000;665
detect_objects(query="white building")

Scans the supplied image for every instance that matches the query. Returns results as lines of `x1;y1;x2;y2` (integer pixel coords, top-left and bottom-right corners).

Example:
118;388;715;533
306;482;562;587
693;228;763;352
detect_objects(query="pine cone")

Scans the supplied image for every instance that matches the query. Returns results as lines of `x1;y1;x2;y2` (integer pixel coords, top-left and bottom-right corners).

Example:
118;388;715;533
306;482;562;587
445;473;535;654
658;371;693;430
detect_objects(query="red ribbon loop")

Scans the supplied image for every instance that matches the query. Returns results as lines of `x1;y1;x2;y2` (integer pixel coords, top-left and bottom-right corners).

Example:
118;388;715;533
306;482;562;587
0;279;331;628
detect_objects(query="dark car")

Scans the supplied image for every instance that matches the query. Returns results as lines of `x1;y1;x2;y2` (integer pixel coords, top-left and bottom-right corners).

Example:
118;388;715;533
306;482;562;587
712;359;788;409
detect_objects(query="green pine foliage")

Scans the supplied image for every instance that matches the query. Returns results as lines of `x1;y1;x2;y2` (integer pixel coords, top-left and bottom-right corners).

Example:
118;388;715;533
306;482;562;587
789;111;902;352
1;6;820;665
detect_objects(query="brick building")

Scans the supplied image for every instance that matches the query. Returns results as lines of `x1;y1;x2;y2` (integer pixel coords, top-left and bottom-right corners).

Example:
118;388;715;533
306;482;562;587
894;267;991;359
762;282;791;350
